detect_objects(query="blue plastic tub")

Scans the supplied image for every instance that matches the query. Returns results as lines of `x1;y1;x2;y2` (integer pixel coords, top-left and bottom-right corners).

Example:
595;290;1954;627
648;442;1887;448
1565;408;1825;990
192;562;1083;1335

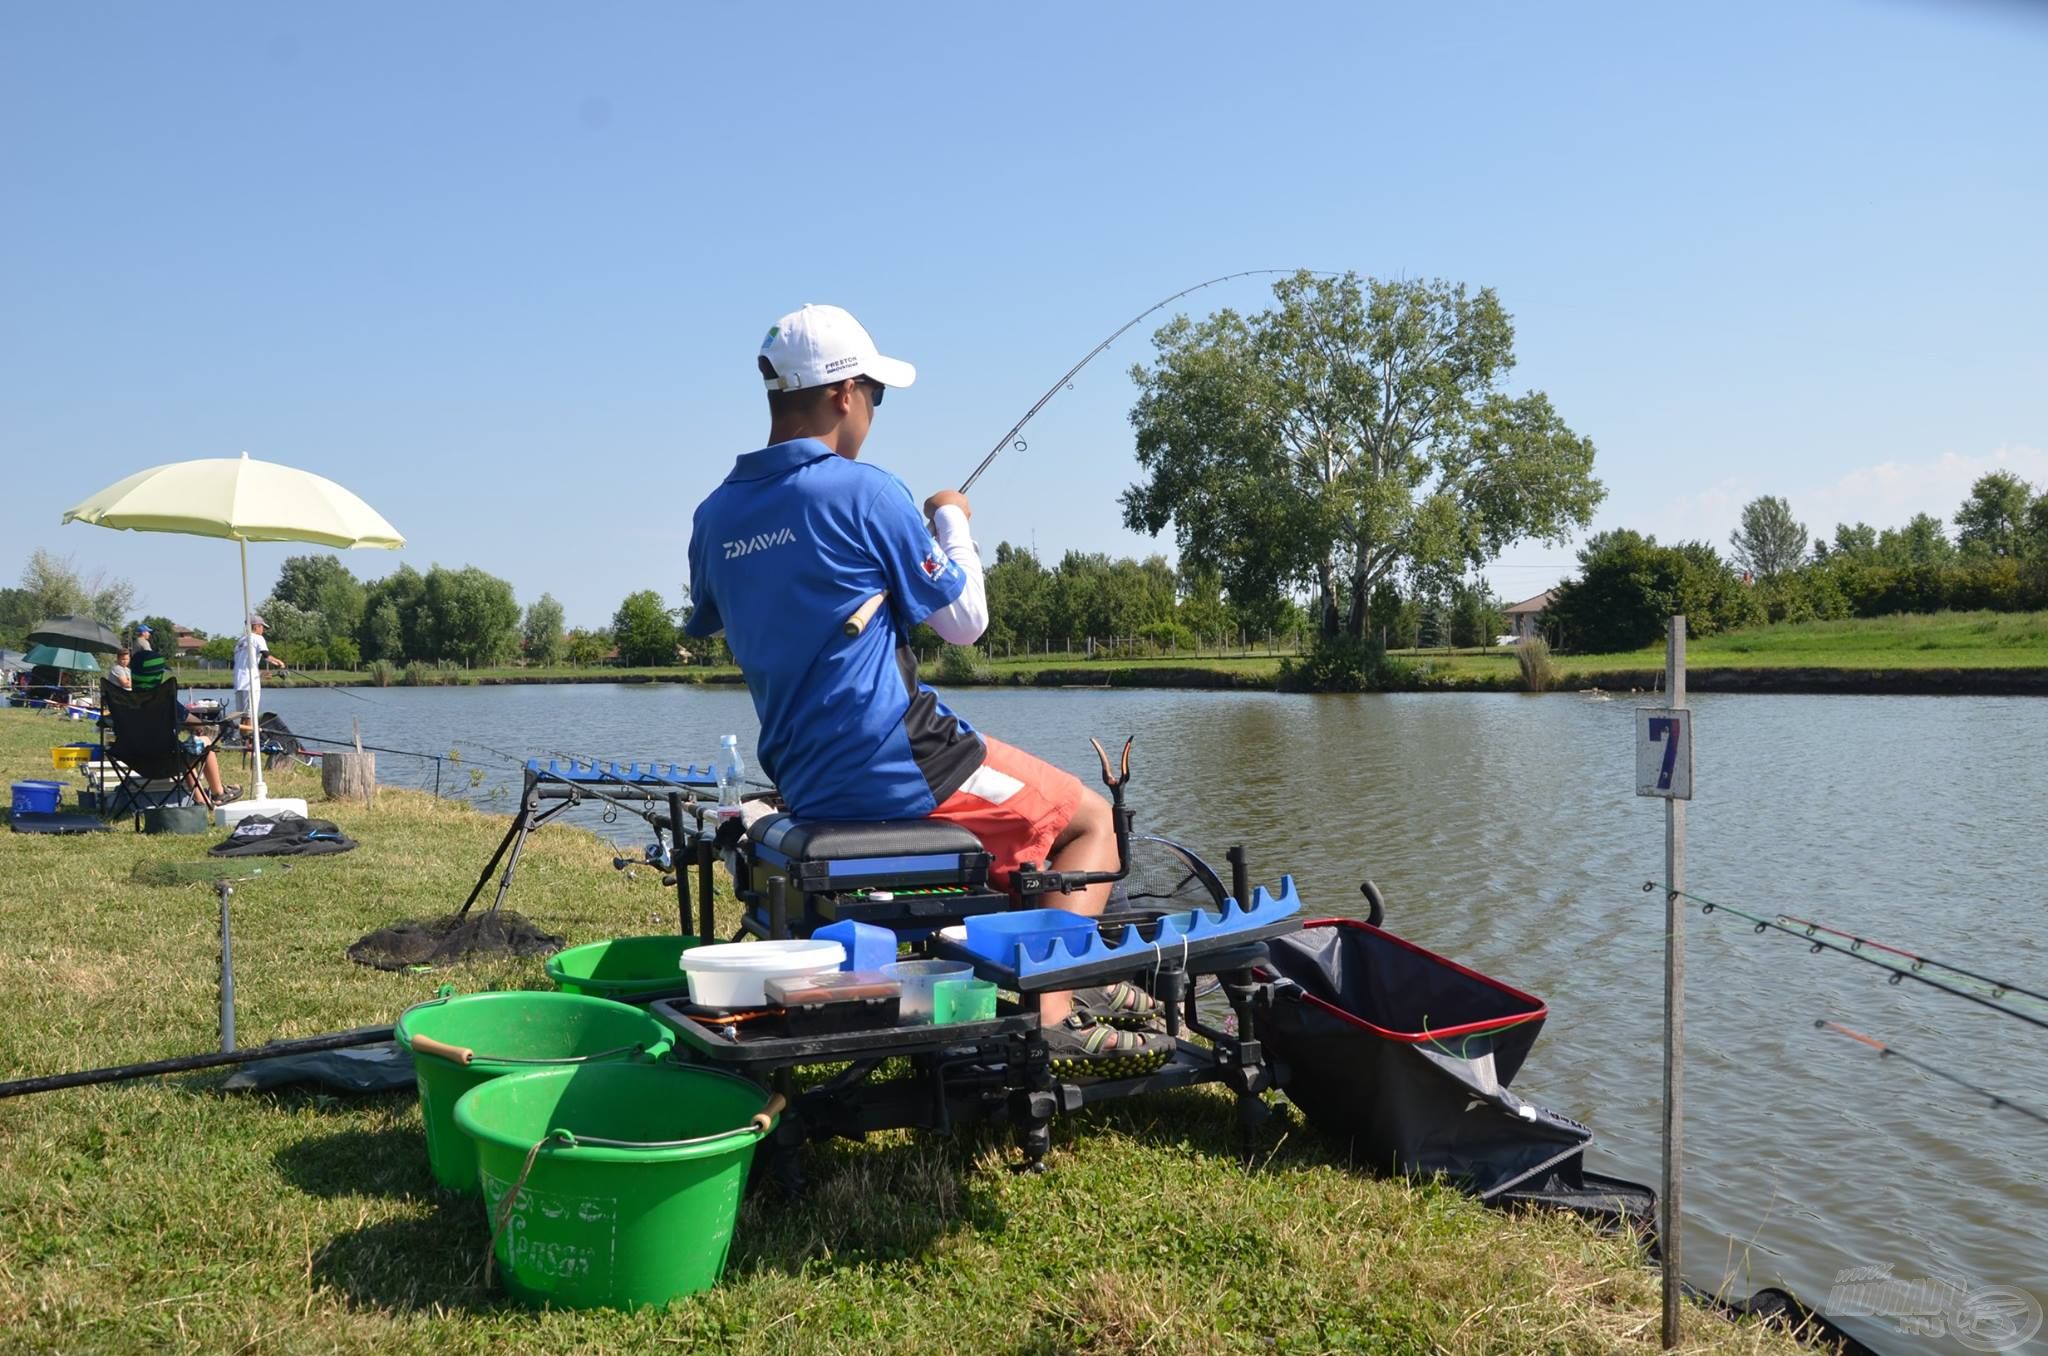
11;781;63;816
815;920;896;972
962;908;1099;969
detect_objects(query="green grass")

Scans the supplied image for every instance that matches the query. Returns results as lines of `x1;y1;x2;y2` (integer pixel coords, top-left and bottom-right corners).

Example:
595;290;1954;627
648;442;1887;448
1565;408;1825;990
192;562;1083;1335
0;708;1814;1353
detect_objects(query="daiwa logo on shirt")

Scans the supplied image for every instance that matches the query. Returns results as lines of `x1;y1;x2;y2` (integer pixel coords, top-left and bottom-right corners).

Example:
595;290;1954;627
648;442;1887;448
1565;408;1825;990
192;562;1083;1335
724;527;797;559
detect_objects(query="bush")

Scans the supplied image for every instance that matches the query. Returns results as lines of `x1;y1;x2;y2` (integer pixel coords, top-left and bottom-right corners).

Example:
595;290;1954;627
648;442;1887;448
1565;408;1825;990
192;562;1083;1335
400;662;440;687
1278;633;1404;692
367;660;396;687
1516;637;1555;693
933;645;993;684
1136;620;1198;653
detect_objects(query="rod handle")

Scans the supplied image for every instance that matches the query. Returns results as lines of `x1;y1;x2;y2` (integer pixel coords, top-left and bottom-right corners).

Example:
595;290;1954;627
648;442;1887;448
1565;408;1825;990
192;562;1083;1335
843;591;888;637
408;1034;474;1066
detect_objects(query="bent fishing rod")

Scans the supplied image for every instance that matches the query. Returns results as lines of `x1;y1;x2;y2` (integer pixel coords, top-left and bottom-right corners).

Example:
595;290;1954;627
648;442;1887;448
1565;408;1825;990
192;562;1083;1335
844;267;1338;637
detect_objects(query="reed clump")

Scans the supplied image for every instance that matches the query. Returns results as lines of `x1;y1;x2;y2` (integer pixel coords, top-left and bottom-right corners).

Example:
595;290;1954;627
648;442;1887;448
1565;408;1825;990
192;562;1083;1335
1517;636;1555;692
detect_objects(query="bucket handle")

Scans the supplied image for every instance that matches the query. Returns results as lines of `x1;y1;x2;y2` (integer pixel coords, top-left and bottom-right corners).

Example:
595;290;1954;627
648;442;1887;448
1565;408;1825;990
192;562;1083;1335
481;1092;787;1292
409;1039;648;1068
545;1091;788;1149
406;1034;474;1066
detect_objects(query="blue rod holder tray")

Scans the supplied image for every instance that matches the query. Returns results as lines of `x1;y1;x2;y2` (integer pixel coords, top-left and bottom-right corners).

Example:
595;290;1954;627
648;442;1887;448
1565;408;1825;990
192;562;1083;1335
526;758;716;787
996;876;1302;984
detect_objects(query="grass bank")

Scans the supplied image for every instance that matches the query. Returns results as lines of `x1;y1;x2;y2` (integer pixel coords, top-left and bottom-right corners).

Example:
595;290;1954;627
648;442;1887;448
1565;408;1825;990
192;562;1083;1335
168;611;2048;697
0;707;1812;1354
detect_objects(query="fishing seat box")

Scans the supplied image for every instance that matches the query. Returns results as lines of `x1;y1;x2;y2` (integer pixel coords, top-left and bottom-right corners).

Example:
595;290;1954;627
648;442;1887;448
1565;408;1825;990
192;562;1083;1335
739;813;1008;933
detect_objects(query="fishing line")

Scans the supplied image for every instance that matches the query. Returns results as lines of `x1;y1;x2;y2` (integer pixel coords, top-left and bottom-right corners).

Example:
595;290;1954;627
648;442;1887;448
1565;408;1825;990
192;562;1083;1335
957;268;1341;494
1647;881;2048;1032
1813;1020;2048;1128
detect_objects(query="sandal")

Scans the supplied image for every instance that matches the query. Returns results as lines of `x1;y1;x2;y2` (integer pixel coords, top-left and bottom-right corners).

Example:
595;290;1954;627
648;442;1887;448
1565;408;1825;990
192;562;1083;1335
218;784;243;804
1042;1014;1175;1080
1073;981;1168;1031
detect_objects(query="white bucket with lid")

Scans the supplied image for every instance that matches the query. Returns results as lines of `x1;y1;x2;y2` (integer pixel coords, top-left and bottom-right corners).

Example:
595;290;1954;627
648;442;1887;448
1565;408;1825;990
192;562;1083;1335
681;939;846;1008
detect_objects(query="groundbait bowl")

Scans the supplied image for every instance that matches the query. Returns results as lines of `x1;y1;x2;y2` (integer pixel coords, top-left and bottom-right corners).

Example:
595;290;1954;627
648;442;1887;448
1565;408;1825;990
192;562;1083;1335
394;990;673;1194
545;935;703;1001
455;1062;776;1310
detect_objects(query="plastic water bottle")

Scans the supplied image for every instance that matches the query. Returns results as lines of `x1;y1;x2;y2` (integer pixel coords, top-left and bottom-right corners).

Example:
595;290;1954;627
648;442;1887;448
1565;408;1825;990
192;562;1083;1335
715;734;745;822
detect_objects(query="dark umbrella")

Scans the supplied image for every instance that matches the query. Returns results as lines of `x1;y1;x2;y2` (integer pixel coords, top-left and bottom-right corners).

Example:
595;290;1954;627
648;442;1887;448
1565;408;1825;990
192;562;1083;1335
26;614;122;654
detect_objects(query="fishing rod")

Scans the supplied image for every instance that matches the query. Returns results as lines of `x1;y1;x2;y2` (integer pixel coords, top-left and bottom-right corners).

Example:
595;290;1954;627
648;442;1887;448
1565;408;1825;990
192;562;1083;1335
1651;881;2048;1032
845;267;1339;638
1814;1020;2048;1128
1779;913;2048;1012
958;268;1331;494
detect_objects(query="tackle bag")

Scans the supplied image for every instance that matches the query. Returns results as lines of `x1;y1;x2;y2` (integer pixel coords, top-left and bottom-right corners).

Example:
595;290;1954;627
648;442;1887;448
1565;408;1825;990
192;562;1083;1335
1261;917;1596;1201
209;812;357;858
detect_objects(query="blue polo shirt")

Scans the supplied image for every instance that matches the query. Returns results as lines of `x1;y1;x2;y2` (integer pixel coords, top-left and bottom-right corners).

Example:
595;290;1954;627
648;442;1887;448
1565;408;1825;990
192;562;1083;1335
684;438;985;820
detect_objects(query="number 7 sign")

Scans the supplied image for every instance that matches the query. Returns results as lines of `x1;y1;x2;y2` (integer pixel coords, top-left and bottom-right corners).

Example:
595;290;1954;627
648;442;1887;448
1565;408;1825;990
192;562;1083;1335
1636;708;1693;800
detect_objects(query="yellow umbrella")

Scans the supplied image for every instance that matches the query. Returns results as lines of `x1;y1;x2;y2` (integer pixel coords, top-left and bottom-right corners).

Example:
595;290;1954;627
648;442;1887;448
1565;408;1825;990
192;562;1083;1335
63;452;404;804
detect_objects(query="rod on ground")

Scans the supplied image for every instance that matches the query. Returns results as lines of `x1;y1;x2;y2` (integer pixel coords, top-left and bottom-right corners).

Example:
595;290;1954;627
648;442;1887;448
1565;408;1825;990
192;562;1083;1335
844;591;888;637
0;1026;397;1100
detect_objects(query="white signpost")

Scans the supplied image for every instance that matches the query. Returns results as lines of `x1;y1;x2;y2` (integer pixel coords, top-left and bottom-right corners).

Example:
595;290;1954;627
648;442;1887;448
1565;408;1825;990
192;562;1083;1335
1637;615;1691;1348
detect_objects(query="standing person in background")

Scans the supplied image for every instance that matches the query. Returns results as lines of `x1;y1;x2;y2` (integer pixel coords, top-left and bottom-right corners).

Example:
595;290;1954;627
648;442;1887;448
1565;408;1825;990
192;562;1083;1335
232;614;286;718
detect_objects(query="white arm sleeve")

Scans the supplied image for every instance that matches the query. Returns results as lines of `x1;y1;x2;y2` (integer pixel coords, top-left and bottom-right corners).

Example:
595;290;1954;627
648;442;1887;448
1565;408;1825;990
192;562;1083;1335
922;505;988;644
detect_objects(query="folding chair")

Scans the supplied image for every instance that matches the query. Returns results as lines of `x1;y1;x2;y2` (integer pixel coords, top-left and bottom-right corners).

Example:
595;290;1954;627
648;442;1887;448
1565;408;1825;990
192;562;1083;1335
97;677;225;829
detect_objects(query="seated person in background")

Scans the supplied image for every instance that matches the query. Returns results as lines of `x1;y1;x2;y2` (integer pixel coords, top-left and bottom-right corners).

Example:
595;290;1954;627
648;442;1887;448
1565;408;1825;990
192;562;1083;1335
129;624;157;671
684;305;1168;1065
108;647;133;690
124;652;237;804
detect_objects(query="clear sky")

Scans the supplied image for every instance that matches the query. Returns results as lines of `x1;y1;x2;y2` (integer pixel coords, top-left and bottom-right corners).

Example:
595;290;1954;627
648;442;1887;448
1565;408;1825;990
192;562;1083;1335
4;2;2044;631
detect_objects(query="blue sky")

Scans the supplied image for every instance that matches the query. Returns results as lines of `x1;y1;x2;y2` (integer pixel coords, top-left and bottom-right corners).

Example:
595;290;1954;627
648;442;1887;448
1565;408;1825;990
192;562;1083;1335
4;2;2044;631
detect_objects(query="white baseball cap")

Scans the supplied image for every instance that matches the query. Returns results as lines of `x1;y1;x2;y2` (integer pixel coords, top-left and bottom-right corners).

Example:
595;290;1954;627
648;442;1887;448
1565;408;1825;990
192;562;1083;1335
758;304;916;393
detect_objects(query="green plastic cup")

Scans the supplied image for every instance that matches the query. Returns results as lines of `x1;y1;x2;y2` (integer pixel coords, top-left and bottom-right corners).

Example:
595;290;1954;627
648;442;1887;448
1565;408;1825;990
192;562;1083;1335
455;1062;775;1309
394;991;673;1194
932;977;998;1025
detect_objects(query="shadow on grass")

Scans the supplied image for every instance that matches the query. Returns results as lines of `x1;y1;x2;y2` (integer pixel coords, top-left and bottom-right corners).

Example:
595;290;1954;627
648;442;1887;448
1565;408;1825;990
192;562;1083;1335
310;1195;502;1315
273;1122;440;1201
726;1132;1008;1279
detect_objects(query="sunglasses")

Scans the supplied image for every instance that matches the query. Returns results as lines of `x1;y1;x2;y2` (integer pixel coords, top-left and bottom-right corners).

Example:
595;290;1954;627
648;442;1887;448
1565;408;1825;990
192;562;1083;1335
857;377;885;408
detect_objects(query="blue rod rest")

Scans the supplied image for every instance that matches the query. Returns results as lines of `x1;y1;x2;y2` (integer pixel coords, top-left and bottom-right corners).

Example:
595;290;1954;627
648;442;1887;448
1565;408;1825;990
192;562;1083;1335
525;758;714;785
1009;876;1302;982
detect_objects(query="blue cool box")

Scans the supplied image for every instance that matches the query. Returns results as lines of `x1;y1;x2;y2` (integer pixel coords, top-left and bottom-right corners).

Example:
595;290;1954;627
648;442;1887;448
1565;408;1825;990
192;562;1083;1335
11;781;64;816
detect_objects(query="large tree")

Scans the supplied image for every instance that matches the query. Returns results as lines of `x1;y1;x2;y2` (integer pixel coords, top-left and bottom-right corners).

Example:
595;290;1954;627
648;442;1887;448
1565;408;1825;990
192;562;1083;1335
421;565;521;666
13;549;135;631
1728;495;1808;579
612;590;677;667
1122;272;1602;639
1954;472;2035;560
522;593;566;664
1546;531;1758;652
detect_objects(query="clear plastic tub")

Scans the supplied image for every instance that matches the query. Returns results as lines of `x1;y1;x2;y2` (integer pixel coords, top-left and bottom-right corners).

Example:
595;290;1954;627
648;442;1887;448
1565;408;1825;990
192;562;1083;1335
881;959;975;1024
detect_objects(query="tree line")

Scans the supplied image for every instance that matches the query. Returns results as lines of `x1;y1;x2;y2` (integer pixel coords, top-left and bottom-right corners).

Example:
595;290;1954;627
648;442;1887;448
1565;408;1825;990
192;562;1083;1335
1544;472;2048;652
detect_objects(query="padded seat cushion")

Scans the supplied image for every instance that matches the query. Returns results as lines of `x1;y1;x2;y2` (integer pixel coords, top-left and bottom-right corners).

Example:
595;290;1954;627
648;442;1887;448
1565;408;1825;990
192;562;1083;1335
747;813;985;862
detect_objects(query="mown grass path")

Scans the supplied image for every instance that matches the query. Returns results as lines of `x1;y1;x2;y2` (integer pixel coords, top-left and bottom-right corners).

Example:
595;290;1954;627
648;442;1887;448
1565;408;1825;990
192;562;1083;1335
0;709;1812;1354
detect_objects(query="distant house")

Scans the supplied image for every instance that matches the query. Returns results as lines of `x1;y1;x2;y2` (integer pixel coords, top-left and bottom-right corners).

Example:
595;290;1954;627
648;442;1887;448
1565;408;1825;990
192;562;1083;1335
1503;589;1558;642
173;626;205;656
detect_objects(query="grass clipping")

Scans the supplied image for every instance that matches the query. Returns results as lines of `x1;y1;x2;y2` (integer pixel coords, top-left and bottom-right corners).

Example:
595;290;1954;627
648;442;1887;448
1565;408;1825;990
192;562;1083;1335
345;909;564;971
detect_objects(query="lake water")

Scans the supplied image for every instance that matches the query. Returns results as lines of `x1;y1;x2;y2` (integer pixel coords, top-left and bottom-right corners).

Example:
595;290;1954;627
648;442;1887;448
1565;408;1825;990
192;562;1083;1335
263;680;2048;1353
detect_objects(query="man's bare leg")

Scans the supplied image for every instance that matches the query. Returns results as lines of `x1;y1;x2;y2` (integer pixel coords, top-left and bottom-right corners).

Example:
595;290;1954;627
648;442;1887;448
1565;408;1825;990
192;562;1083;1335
1037;789;1117;1025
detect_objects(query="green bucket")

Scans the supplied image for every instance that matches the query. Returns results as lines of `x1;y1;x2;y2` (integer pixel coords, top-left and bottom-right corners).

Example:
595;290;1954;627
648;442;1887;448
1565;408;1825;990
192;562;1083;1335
394;991;673;1194
455;1062;776;1310
544;935;702;1001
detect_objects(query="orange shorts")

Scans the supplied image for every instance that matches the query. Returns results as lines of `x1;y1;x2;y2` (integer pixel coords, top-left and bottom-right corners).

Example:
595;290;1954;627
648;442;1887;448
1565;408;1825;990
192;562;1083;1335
930;736;1088;895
